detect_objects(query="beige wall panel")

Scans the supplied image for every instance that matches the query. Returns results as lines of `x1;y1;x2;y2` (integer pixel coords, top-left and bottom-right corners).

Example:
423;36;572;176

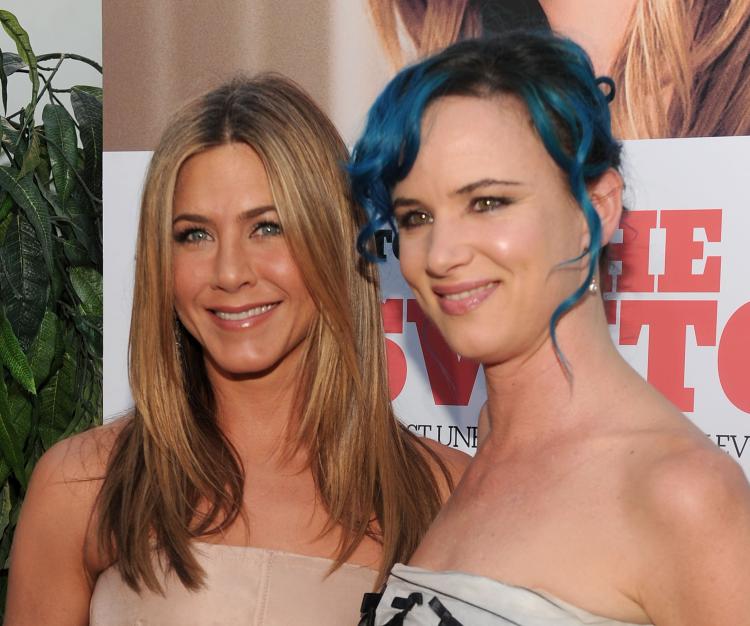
104;0;338;151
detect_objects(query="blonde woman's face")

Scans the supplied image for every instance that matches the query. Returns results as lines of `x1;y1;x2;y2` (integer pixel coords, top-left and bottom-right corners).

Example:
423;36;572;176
392;96;588;365
172;143;316;380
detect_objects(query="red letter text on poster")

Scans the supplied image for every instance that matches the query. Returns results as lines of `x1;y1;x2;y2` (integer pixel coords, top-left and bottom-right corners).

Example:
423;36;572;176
619;300;717;411
603;210;657;293
382;299;407;400
406;299;480;406
718;302;750;413
659;209;722;292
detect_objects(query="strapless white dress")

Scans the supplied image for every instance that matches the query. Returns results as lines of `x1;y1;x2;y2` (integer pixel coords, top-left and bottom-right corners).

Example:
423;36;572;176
370;564;652;625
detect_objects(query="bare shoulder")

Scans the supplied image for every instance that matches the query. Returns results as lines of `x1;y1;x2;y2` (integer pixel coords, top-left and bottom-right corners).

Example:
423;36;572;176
631;431;750;526
627;432;750;622
33;417;124;485
4;418;128;625
417;436;472;499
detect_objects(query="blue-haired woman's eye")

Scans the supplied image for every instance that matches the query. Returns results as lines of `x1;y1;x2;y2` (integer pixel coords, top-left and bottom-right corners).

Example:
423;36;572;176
252;221;283;237
396;210;432;230
472;196;512;212
173;228;212;244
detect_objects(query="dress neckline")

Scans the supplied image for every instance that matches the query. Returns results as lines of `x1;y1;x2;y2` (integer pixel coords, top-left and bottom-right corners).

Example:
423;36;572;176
391;563;652;625
191;541;378;572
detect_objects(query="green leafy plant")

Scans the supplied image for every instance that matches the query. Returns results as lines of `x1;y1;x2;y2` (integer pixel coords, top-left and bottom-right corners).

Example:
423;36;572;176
0;10;102;615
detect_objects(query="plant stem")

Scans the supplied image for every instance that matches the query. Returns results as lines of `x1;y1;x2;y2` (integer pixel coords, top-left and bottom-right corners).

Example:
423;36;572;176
36;53;102;74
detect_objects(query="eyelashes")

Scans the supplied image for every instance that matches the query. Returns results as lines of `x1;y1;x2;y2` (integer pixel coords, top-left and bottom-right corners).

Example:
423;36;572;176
396;210;431;230
172;221;283;244
173;227;209;244
472;196;513;212
252;221;282;237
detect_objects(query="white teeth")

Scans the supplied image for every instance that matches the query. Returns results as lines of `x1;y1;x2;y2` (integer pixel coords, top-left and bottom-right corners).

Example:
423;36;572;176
214;303;278;320
443;284;496;301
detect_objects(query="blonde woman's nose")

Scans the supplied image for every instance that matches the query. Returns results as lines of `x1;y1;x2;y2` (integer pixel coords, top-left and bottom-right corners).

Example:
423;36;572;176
212;238;257;291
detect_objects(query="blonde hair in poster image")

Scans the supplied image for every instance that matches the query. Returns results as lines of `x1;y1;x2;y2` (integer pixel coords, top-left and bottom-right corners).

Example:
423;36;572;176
368;0;750;138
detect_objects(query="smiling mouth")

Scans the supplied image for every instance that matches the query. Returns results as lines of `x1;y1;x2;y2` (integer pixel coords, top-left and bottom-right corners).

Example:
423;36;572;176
212;302;280;321
433;281;499;315
441;282;499;301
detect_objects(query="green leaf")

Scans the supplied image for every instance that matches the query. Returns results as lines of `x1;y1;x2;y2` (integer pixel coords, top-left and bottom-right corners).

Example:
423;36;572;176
60;187;99;266
0;308;35;394
61;238;88;266
0;117;19;148
70;86;101;198
0;166;53;273
38;352;76;448
0;373;25;485
0;212;48;350
26;310;58;387
0;209;10;245
42;104;77;202
0;49;24;114
69;266;102;317
7;389;31;450
0;11;38;124
0;192;11;223
1;51;24;75
0;457;10;486
0;48;7;114
18;126;41;178
0;483;10;537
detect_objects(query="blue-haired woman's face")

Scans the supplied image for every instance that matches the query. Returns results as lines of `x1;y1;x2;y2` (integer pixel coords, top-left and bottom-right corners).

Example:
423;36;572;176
392;95;591;365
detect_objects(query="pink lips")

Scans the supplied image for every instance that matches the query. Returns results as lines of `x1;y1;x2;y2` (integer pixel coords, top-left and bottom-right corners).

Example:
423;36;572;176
433;280;499;315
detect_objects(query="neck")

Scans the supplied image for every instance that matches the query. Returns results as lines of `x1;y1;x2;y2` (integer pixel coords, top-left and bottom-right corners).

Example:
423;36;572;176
205;348;307;465
481;296;636;453
538;0;637;75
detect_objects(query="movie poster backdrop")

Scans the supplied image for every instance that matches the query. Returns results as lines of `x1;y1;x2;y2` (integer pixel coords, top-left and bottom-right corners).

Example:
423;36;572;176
103;0;750;475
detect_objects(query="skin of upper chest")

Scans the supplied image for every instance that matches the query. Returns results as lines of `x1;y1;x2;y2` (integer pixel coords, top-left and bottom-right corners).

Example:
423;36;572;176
407;434;651;623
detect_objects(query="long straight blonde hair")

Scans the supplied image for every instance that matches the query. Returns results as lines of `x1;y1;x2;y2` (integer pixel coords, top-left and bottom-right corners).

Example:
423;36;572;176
96;74;449;592
369;0;750;138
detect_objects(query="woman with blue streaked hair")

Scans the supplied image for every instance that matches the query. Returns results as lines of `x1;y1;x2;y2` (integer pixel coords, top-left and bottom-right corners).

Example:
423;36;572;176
351;31;750;625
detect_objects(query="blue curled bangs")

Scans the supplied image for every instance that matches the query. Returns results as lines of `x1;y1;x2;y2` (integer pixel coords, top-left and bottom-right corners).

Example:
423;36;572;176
349;60;450;257
349;31;621;367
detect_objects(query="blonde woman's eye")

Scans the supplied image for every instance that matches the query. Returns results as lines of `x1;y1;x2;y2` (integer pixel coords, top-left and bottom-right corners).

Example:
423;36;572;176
174;228;211;244
253;221;282;237
473;197;510;212
396;210;432;230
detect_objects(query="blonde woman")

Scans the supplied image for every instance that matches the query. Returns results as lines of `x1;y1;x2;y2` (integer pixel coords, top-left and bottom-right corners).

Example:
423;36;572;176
5;75;467;625
368;0;750;138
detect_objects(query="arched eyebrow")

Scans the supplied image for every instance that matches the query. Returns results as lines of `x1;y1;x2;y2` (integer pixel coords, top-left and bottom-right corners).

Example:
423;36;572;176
452;178;523;195
172;205;276;226
392;178;523;210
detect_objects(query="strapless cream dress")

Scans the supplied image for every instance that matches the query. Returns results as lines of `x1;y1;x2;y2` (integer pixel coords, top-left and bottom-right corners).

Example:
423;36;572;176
370;564;653;625
90;543;376;625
